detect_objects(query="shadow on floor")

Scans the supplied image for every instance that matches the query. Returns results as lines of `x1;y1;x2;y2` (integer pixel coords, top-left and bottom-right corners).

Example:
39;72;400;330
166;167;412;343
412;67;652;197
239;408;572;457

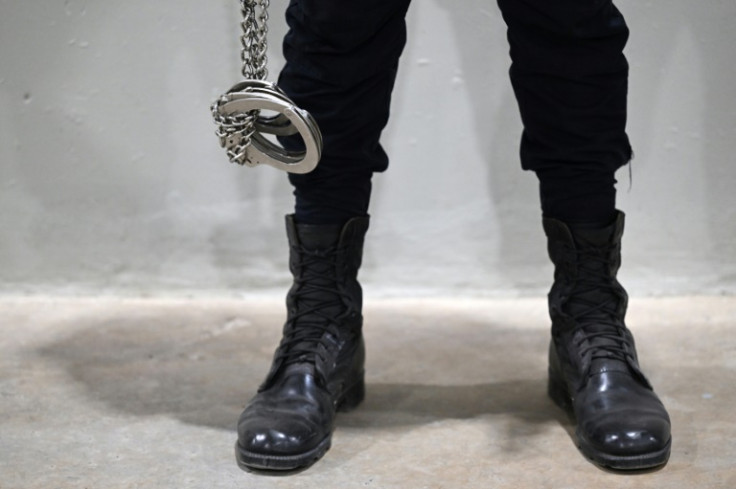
17;299;736;482
33;305;569;444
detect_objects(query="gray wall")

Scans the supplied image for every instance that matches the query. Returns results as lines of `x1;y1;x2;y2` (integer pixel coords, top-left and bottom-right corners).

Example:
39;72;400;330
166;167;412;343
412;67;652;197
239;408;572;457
1;0;735;297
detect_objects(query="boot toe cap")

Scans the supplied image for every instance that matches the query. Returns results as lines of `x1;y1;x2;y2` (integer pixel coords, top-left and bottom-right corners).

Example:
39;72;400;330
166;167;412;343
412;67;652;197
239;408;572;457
238;415;322;456
583;414;671;457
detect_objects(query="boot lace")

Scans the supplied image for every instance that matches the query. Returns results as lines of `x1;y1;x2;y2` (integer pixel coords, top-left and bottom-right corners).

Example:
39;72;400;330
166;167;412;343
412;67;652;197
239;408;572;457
566;245;632;364
275;244;355;369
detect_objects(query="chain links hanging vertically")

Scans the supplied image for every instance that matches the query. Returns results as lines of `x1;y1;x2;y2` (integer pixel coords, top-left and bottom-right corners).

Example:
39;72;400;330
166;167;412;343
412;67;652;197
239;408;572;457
239;0;270;80
210;0;322;173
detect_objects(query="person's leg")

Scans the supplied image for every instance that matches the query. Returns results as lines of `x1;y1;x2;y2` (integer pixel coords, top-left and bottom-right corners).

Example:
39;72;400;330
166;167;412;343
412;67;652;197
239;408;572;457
498;0;631;225
497;0;671;470
279;0;412;225
236;0;411;472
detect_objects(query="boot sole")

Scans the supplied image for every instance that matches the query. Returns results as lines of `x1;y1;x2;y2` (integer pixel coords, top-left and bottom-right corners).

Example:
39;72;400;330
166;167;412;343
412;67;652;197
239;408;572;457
236;435;332;472
235;378;365;472
548;373;671;471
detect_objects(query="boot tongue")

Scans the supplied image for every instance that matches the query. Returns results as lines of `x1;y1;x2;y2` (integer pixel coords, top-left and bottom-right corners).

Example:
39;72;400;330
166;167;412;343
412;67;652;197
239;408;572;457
295;223;344;319
275;222;346;380
296;223;342;250
567;221;629;373
567;227;616;321
569;220;616;248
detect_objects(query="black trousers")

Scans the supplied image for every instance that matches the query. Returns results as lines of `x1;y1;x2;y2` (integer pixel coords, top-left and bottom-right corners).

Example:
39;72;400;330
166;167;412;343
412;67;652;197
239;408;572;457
279;0;632;225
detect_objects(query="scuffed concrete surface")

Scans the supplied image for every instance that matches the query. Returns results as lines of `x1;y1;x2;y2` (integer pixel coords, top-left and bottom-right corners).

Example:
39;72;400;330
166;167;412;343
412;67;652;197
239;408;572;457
1;297;735;488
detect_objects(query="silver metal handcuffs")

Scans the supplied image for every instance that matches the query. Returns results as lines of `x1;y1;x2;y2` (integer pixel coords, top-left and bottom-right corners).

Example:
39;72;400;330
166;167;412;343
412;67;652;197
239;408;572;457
215;80;323;174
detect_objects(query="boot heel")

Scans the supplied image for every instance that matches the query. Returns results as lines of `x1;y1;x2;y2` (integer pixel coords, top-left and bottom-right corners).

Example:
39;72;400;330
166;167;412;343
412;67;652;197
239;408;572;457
337;377;365;412
547;371;572;412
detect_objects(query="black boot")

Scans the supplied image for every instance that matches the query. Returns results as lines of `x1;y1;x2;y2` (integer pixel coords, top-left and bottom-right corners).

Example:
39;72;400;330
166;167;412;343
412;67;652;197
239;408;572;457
544;211;671;470
236;215;369;471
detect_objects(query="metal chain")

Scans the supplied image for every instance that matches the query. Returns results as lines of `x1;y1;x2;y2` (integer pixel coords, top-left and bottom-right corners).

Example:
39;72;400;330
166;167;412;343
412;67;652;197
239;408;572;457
240;0;270;80
211;0;271;165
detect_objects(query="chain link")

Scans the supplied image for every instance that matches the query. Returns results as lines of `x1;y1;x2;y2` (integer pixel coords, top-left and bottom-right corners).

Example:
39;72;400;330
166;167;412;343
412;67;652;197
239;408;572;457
211;0;271;165
240;0;270;80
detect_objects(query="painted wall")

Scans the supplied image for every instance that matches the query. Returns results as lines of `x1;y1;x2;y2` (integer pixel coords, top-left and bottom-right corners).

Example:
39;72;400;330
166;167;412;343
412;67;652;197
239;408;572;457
1;0;735;297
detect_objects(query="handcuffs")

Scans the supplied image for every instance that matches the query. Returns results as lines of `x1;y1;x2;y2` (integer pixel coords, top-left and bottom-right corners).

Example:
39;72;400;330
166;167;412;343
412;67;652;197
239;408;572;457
212;80;322;174
210;1;322;174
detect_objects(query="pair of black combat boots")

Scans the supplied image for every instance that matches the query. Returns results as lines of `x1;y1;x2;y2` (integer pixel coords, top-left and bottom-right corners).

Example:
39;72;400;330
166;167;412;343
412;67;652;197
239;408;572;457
236;212;671;471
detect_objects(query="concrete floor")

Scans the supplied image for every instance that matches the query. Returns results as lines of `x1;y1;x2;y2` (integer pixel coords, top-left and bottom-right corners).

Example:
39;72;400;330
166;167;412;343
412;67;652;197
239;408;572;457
1;296;735;488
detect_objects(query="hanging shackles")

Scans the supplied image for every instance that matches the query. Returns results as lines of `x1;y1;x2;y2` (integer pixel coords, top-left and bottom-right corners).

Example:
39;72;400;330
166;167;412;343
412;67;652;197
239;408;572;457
210;0;322;174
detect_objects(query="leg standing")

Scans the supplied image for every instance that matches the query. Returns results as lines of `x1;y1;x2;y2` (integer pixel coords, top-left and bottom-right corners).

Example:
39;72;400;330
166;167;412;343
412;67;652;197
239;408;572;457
497;0;671;469
235;0;412;471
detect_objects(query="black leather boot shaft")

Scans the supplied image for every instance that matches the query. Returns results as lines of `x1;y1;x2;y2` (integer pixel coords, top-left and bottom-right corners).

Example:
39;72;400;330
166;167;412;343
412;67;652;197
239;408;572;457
236;215;369;471
544;211;671;470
